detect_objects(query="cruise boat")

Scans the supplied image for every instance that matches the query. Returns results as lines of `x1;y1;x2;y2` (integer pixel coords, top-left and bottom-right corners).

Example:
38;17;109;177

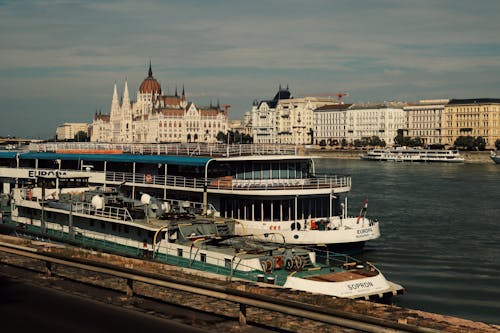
0;142;381;251
0;176;403;301
490;151;500;164
359;148;464;163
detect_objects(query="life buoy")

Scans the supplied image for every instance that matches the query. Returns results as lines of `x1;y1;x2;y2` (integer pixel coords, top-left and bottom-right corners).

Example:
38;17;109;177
261;260;273;273
145;174;152;183
274;256;283;270
285;258;294;271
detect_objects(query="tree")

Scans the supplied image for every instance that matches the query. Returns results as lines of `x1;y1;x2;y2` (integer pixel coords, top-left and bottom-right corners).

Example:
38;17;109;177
474;136;486;151
341;138;348;147
74;131;88;142
319;139;327;148
495;139;500;150
454;136;475;150
216;131;226;143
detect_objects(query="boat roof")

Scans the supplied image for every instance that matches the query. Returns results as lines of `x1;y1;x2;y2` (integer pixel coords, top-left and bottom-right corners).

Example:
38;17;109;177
0;152;211;167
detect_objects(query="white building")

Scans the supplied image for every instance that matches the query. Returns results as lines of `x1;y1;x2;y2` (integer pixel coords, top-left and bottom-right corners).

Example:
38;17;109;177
345;102;407;145
56;123;89;141
91;63;228;143
404;99;449;146
313;104;352;144
251;86;337;145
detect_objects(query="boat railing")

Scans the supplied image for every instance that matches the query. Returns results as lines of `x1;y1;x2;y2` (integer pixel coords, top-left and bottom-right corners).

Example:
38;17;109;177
28;142;298;157
105;171;351;191
72;201;133;222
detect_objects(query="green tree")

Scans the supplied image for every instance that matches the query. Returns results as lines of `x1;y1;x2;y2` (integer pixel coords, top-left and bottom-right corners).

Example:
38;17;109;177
474;136;487;150
341;138;348;147
74;131;88;142
454;136;475;150
216;131;226;143
495;139;500;150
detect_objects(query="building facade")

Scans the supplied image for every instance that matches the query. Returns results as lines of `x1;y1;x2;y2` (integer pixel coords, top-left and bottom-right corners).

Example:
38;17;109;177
251;87;337;145
313;104;351;144
403;99;449;146
442;98;500;148
56;123;89;141
344;102;406;145
91;64;228;143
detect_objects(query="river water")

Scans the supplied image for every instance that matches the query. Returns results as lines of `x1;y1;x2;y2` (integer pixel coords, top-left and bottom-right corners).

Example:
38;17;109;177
315;158;500;325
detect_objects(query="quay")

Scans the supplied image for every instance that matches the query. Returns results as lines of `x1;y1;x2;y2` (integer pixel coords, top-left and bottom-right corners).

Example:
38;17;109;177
0;234;498;333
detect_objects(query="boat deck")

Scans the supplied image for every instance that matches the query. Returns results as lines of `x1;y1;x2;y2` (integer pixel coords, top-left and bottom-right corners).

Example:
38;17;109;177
305;269;378;282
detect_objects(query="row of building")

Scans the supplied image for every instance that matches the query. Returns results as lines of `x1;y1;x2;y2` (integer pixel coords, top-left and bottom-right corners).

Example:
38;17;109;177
55;64;500;148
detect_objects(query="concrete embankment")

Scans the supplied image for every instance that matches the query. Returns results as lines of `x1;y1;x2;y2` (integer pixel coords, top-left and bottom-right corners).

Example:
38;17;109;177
298;147;495;164
0;234;498;333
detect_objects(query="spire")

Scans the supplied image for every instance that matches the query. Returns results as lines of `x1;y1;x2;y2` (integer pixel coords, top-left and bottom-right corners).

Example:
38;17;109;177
175;86;178;97
123;80;130;106
148;59;153;78
111;82;119;115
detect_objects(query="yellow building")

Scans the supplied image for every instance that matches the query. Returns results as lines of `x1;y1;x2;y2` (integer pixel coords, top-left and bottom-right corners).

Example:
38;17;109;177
443;98;500;148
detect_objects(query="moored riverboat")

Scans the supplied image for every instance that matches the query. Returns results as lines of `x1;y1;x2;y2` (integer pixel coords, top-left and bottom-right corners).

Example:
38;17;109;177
359;148;464;163
0;143;381;251
490;151;500;164
0;176;403;301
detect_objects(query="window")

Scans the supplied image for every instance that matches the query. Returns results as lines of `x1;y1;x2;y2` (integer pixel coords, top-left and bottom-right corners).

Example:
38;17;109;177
177;248;183;257
200;253;206;262
224;258;232;269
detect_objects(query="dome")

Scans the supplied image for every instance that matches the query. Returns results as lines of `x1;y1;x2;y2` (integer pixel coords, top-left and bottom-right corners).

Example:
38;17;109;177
139;63;162;94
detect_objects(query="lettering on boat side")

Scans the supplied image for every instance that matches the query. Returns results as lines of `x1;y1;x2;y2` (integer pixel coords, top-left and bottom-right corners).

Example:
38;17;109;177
356;228;372;235
28;170;68;178
347;281;374;290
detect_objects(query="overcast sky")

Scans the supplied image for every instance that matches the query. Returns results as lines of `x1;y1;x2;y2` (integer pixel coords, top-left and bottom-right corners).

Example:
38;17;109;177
1;0;500;138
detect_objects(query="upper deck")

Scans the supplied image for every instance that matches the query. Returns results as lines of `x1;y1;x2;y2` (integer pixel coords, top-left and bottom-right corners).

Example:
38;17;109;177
28;142;298;158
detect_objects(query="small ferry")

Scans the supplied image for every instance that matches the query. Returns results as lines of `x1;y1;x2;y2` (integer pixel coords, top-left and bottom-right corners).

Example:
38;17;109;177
0;142;381;252
490;151;500;164
359;148;464;163
0;176;403;301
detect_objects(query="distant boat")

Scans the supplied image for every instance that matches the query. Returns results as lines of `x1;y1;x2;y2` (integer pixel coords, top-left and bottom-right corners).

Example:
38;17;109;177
359;148;464;163
491;151;500;164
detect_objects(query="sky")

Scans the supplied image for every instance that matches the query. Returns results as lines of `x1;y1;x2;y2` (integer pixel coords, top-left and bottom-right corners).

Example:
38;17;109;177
1;0;500;138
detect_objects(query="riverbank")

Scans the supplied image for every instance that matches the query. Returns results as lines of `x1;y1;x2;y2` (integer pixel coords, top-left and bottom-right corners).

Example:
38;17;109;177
299;147;494;164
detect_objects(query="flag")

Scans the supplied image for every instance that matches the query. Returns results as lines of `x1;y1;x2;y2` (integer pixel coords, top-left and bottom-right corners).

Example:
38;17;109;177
357;199;368;223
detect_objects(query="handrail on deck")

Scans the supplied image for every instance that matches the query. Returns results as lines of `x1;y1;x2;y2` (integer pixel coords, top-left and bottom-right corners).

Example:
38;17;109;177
104;171;351;191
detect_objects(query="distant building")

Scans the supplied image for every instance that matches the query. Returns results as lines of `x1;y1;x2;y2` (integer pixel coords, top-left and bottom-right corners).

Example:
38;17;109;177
344;102;407;146
313;104;352;144
443;98;500;148
251;86;338;145
404;99;449;146
56;123;89;141
91;63;228;143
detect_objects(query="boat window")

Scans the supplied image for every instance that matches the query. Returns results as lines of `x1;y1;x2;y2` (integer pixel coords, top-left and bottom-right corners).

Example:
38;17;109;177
177;248;183;257
224;258;231;269
262;163;270;179
254;164;261;179
288;163;295;179
271;163;279;179
200;253;206;262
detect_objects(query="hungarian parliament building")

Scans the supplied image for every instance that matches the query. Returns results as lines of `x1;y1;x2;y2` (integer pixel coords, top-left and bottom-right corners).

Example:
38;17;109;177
91;63;228;143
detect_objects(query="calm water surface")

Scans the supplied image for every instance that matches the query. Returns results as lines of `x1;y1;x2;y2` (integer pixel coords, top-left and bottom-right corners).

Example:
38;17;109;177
315;158;500;325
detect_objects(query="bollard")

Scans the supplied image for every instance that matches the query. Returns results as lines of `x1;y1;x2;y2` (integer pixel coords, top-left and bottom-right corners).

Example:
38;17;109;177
46;261;52;277
126;278;134;297
239;303;247;326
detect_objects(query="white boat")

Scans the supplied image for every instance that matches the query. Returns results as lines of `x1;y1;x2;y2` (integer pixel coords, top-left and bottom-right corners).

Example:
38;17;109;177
359;148;464;163
0;142;381;252
0;176;403;301
491;151;500;164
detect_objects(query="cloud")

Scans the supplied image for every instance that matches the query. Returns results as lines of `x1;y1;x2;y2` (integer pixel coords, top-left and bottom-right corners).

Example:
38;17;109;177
1;0;500;137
